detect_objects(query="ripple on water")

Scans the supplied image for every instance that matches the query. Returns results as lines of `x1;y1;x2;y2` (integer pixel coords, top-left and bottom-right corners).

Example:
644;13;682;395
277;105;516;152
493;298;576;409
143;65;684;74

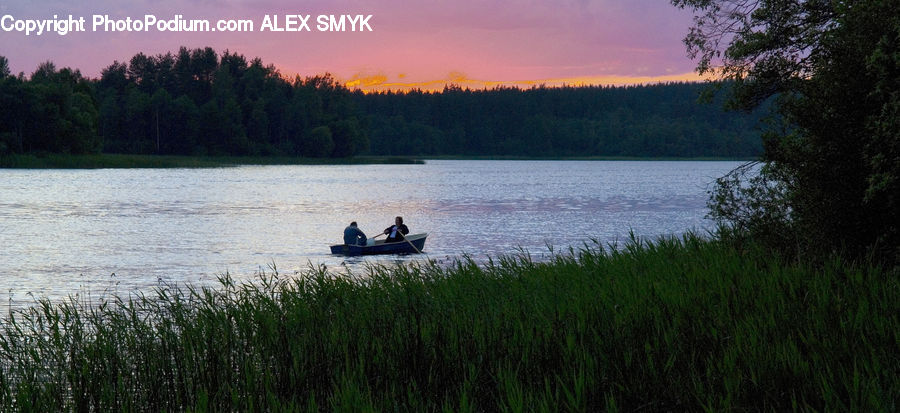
0;160;742;310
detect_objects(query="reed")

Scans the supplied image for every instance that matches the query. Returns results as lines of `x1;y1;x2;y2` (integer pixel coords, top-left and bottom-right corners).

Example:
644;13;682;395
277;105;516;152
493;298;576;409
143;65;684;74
0;234;896;411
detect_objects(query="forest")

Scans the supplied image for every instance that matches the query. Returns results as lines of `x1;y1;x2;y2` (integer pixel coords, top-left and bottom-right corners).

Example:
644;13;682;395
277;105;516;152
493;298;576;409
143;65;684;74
0;48;763;158
357;83;763;157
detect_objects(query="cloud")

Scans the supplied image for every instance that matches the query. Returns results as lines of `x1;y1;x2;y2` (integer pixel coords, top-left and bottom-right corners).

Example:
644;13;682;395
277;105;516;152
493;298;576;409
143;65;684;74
344;72;388;88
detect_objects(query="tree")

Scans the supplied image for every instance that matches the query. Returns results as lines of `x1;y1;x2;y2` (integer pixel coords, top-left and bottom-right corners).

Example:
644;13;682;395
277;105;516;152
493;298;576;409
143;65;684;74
30;61;57;84
155;52;176;92
306;125;334;158
169;95;200;154
128;52;157;93
209;64;248;154
191;47;218;103
99;61;129;91
124;88;152;153
3;47;765;163
673;0;900;262
150;89;172;153
329;117;366;157
247;98;269;151
0;56;9;78
66;90;100;153
0;58;23;154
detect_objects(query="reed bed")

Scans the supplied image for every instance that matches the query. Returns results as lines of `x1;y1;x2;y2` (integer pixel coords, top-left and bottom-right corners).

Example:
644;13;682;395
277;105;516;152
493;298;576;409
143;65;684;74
0;235;897;411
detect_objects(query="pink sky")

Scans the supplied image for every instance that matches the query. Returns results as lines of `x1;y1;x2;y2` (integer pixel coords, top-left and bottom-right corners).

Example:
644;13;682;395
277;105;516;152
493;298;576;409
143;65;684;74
0;0;702;91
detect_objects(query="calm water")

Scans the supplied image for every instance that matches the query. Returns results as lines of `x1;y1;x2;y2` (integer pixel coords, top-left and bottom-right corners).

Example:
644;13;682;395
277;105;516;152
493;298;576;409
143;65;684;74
0;160;739;307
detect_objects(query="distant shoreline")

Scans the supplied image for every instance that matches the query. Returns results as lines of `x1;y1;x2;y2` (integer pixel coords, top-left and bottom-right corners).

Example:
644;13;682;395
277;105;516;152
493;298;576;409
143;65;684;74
422;155;756;161
0;153;757;169
0;154;425;169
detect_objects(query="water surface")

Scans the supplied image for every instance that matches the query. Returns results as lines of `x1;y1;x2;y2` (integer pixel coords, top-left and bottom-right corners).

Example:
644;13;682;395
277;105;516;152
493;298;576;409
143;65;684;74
0;160;739;307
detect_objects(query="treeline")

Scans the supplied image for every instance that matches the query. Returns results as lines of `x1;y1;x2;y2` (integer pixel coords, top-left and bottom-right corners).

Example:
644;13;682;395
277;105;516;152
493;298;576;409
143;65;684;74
0;49;368;157
1;49;763;158
0;57;100;155
355;83;763;157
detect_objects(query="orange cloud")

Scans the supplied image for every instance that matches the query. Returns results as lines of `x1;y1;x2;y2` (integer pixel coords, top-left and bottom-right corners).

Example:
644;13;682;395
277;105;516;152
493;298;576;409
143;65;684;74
342;71;712;93
344;73;389;88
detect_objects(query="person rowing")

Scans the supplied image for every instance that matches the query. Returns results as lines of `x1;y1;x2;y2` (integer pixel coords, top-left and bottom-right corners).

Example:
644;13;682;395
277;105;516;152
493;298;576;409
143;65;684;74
383;216;409;243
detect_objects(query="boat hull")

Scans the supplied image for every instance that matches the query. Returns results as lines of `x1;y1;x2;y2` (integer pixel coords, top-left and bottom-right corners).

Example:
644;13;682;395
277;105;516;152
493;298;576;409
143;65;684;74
330;233;427;256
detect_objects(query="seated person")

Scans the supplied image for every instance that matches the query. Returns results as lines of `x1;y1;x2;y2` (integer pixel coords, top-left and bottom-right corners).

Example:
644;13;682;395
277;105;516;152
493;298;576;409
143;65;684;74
343;221;367;245
383;216;409;243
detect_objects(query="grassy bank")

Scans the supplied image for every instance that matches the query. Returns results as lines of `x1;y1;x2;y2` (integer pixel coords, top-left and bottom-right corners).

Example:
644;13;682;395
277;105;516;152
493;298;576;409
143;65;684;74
0;236;897;411
0;153;424;169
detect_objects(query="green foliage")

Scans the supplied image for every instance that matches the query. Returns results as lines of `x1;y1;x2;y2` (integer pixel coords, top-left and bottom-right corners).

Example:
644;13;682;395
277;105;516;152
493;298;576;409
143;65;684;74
0;50;369;159
0;70;25;155
329;117;368;157
10;63;99;154
0;236;896;411
357;83;765;157
707;161;795;249
0;56;9;78
674;0;900;263
124;88;152;153
306;126;334;158
93;48;364;157
1;51;761;161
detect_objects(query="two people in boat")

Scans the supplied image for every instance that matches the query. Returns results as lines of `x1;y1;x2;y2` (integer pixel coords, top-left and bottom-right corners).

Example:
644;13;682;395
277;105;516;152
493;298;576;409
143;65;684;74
343;216;409;246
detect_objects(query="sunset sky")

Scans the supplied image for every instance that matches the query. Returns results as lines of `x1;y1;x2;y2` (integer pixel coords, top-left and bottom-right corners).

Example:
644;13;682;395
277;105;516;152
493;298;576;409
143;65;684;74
0;0;703;91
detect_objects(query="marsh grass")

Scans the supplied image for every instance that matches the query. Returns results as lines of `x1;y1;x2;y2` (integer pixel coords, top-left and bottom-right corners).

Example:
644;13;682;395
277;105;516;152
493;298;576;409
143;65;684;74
0;235;897;411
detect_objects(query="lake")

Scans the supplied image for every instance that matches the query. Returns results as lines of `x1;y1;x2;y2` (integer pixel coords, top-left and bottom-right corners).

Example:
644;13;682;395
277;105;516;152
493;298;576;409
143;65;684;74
0;160;740;307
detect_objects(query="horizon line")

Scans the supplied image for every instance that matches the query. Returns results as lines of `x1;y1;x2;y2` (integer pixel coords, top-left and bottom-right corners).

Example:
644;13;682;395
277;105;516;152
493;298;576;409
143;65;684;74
340;71;712;93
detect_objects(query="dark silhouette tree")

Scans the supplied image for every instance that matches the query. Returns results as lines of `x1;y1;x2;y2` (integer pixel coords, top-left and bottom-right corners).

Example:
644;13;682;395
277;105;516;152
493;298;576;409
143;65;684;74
2;48;762;163
673;0;900;263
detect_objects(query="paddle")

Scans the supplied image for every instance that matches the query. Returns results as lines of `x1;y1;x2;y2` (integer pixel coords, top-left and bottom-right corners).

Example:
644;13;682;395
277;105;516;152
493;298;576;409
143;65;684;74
383;225;422;254
397;231;423;254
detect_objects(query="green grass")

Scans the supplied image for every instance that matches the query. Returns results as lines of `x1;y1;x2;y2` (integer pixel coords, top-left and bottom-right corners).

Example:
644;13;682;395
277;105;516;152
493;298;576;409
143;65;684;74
0;153;424;169
0;235;897;411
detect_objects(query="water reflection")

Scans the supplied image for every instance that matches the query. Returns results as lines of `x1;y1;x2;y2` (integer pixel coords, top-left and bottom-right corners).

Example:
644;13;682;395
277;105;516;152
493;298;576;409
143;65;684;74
0;160;740;308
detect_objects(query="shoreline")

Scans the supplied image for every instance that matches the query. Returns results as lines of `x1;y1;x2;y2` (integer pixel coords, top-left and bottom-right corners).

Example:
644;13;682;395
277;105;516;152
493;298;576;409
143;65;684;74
423;155;757;161
0;153;425;169
0;153;757;169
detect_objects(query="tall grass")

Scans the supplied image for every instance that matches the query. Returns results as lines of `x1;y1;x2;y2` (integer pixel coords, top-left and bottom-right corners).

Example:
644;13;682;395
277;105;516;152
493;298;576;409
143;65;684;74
0;235;897;411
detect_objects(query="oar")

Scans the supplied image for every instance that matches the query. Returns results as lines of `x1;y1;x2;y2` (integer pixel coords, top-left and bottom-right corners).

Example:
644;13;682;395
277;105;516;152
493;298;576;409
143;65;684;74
398;231;423;254
366;232;385;245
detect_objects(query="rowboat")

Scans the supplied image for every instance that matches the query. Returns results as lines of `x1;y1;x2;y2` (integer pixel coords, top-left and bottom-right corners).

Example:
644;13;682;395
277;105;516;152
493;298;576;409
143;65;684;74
330;233;428;256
